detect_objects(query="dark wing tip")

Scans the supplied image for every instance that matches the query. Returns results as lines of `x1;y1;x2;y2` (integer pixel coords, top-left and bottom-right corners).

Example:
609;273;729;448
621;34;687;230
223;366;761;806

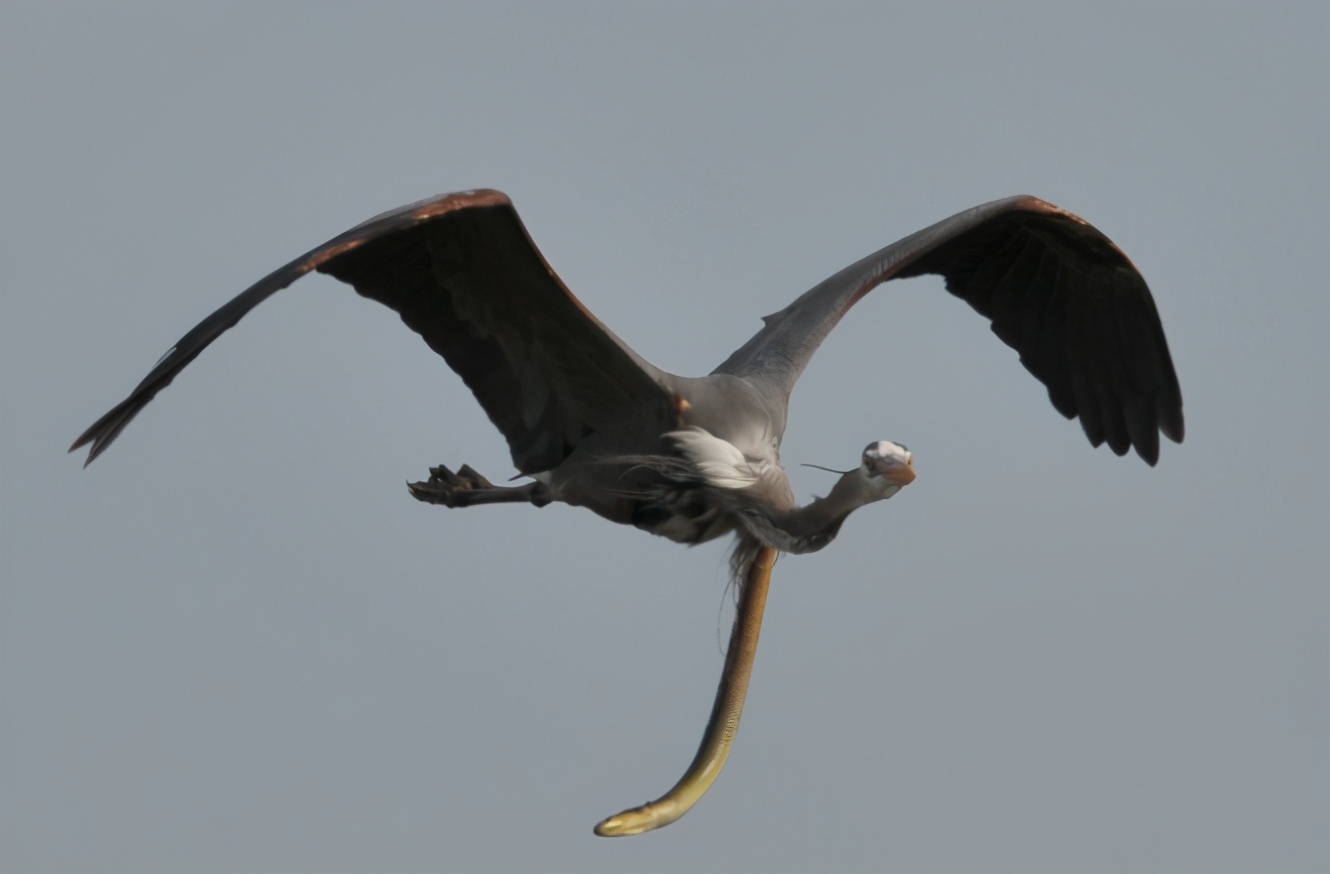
70;370;173;466
71;189;520;468
1017;200;1185;466
1164;414;1185;444
901;196;1183;466
69;429;99;466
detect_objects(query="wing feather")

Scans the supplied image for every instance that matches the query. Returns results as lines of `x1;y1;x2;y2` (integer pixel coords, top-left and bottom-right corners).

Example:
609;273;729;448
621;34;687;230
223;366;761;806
713;196;1183;464
71;190;672;470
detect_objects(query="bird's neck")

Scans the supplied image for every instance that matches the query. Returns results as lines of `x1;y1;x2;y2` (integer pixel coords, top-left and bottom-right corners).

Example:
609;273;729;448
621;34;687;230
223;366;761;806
751;470;878;555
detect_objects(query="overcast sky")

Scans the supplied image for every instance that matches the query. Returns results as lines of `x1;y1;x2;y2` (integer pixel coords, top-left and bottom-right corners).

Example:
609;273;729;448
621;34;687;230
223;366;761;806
3;3;1326;873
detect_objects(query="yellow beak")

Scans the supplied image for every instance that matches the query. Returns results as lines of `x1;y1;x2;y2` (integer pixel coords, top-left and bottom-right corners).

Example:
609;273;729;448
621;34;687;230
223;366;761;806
887;460;916;486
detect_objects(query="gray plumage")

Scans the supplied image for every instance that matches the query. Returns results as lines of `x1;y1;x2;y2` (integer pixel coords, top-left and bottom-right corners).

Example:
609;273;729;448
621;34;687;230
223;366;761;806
71;189;1184;567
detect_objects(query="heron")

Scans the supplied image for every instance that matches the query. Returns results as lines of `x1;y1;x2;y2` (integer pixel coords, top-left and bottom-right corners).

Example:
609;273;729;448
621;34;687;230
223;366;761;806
71;189;1184;836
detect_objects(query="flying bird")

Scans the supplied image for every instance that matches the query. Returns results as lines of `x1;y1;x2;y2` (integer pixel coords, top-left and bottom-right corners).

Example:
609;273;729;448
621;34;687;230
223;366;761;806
71;189;1184;835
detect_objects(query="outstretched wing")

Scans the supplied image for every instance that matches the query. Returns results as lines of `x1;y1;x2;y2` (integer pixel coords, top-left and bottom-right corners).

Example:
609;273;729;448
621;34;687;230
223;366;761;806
71;189;673;472
713;196;1184;465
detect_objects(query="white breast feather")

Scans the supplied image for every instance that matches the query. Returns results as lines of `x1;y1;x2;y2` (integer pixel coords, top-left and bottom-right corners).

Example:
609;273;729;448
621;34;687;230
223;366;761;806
667;427;761;490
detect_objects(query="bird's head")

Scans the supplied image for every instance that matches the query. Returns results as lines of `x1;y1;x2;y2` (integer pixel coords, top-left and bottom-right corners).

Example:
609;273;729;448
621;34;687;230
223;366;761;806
768;440;916;555
861;440;915;499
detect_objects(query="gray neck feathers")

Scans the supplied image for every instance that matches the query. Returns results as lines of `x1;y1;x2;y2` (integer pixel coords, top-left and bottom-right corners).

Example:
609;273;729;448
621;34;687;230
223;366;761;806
739;469;879;555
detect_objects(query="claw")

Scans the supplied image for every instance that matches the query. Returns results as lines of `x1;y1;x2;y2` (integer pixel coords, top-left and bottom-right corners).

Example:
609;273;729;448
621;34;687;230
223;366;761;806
408;463;549;509
408;463;469;506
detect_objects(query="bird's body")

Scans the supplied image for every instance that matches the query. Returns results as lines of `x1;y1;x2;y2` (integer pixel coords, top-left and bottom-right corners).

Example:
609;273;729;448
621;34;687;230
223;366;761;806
72;188;1183;835
527;371;789;547
460;368;862;554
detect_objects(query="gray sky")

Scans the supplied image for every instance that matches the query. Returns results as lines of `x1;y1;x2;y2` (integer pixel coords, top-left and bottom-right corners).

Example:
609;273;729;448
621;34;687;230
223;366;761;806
3;3;1326;872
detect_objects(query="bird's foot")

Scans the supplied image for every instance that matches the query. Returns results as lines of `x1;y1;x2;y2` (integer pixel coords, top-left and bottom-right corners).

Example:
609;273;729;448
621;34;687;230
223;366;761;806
408;463;496;507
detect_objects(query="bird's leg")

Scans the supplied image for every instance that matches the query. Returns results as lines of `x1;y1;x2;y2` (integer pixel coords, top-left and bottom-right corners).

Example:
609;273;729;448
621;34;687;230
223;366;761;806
407;464;551;508
593;545;778;837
